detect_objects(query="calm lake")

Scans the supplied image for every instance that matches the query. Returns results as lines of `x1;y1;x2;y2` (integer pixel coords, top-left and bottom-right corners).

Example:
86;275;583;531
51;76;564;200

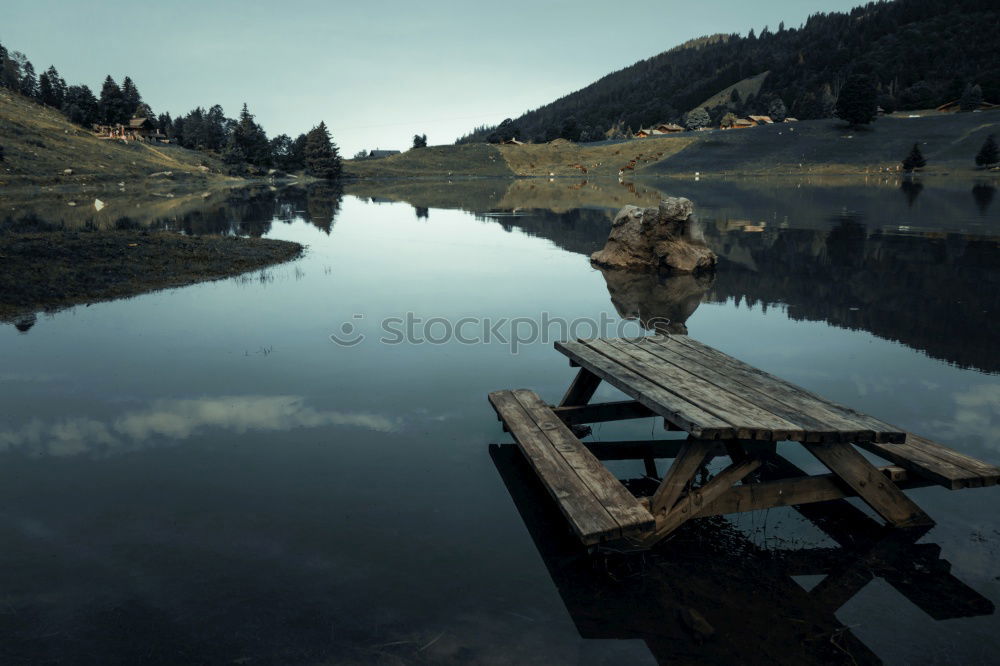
2;176;998;665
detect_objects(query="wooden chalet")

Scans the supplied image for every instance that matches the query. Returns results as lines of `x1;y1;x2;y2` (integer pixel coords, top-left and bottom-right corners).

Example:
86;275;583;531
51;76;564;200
93;117;166;142
748;115;774;125
652;123;684;134
723;118;756;130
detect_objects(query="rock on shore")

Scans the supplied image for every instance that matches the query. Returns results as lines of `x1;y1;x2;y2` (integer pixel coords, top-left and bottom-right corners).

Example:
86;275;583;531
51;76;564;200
591;197;717;273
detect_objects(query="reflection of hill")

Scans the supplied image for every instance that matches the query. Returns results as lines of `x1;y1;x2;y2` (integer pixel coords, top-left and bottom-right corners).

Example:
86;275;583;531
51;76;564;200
478;208;612;256
705;221;1000;374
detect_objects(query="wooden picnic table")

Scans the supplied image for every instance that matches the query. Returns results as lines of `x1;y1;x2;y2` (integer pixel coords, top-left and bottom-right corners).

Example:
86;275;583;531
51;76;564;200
489;334;1000;549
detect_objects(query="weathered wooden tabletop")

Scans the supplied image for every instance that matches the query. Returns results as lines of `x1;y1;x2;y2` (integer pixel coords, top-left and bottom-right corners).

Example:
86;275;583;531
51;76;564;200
555;335;907;443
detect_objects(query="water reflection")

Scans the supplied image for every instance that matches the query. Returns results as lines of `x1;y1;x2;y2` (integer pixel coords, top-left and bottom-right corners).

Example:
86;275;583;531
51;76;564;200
491;444;994;665
900;178;924;207
972;183;995;215
0;396;398;458
597;269;713;335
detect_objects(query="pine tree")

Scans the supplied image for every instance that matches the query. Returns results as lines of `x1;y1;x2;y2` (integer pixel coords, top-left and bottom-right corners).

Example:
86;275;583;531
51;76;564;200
63;85;99;126
18;60;36;98
121;76;143;117
976;134;999;167
412;133;428;149
836;74;878;127
44;65;65;108
231;103;271;166
98;75;124;124
37;71;53;104
304;121;342;180
901;143;926;171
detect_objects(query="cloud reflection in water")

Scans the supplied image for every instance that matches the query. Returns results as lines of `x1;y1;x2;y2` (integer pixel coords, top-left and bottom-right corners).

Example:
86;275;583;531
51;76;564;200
0;395;399;458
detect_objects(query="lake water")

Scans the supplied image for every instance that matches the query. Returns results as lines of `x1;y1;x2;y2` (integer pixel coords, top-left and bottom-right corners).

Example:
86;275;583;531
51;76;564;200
2;177;998;665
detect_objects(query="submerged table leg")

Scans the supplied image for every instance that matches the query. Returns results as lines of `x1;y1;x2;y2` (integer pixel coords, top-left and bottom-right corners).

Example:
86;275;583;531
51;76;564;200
650;438;714;514
804;442;935;528
559;367;602;407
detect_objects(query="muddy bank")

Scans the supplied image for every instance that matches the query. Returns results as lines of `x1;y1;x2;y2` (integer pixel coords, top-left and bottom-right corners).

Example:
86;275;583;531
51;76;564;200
1;230;303;329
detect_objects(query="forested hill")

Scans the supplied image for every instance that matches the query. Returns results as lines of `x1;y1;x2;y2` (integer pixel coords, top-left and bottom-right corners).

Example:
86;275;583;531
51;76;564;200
458;0;1000;144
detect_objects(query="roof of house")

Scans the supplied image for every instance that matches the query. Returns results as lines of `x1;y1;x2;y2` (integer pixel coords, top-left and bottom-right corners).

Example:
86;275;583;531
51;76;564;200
653;123;684;131
368;149;401;157
129;117;154;129
748;115;774;124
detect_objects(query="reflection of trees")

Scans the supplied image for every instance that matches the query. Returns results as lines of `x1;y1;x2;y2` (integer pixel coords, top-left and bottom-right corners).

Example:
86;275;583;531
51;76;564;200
899;179;923;207
704;225;1000;373
597;269;713;334
483;206;1000;373
149;185;344;237
476;208;612;255
414;206;429;220
972;183;995;216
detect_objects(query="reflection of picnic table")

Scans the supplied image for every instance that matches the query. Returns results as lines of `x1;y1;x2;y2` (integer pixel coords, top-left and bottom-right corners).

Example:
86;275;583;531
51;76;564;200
488;334;999;549
490;443;994;665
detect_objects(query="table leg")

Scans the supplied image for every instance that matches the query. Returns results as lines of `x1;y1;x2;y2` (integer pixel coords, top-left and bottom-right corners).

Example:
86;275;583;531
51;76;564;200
804;442;935;528
559;367;602;407
650;438;714;514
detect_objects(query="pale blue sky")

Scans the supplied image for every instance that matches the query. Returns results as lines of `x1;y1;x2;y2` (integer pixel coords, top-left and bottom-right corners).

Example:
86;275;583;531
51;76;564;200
5;1;862;154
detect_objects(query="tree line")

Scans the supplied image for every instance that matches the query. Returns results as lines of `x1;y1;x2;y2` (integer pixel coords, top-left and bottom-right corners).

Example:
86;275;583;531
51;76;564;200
0;39;341;179
457;0;1000;144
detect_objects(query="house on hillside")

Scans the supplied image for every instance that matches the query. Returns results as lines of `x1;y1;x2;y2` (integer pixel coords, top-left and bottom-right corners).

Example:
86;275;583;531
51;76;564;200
367;149;401;158
653;123;684;133
723;118;756;130
500;138;525;146
783;117;798;123
93;117;166;142
748;115;774;125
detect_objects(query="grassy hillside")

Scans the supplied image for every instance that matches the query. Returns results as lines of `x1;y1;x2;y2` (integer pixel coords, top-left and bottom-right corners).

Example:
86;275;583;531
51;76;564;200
693;72;770;114
458;0;1000;142
644;110;1000;175
0;88;230;186
345;136;696;179
344;143;514;178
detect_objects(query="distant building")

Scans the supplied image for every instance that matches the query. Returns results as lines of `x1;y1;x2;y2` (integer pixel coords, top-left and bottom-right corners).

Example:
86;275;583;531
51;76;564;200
748;115;774;125
723;118;756;130
783;117;799;123
500;138;525;145
367;149;401;158
93;117;166;142
652;123;684;133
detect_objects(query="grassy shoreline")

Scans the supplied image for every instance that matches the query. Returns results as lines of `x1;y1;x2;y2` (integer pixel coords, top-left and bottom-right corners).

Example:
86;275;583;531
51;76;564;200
1;230;303;329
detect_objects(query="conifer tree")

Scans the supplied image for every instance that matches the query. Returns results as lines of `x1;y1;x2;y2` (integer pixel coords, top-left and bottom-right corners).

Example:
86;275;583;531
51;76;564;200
98;75;124;124
44;65;65;108
121;76;143;117
63;85;98;125
836;74;878;127
976;134;998;167
304;121;342;180
18;61;36;98
901;143;926;171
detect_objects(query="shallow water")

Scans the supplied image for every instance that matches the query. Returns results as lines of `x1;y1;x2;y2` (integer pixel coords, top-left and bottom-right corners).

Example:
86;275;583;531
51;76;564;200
1;177;998;665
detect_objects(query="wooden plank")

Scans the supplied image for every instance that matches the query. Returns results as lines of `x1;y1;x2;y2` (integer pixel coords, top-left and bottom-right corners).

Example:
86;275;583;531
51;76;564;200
559;368;602;407
595;338;803;441
555;340;734;439
551;400;657;426
650;439;715;514
659;334;905;443
857;433;1000;490
638;337;872;443
512;390;655;536
804;442;935;528
642;458;762;545
692;466;936;517
488;390;621;544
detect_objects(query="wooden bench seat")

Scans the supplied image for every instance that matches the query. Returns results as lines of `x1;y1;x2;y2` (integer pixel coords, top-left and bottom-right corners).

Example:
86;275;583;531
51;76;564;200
858;433;1000;490
488;389;654;545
